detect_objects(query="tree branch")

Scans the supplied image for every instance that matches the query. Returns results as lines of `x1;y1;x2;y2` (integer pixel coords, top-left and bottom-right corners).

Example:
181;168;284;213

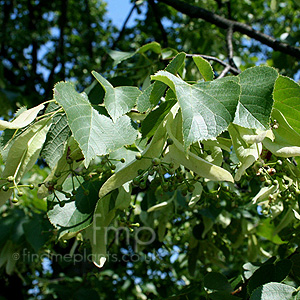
148;0;169;48
111;3;137;49
157;0;300;59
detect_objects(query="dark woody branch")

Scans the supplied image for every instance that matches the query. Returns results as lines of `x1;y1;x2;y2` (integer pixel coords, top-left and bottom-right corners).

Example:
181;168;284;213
157;0;300;60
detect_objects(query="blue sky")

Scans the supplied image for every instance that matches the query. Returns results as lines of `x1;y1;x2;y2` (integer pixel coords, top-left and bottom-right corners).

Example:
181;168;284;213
105;0;144;29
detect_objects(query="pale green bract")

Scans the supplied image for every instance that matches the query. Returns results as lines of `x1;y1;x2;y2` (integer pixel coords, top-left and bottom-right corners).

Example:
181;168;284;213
0;118;51;206
263;108;300;157
86;183;132;268
228;124;262;181
0;103;44;131
98;120;167;199
166;106;234;182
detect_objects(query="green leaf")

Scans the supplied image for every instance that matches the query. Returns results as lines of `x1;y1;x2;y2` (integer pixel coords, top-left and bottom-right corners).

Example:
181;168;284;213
152;71;240;149
204;272;232;292
274;259;293;282
136;84;154;113
87;183;132;268
41;112;71;168
92;71;141;121
141;100;176;138
107;50;135;67
136;53;186;112
192;55;214;81
23;214;53;252
273;75;300;134
0;103;44;130
149;52;186;106
246;259;292;296
0;128;23;161
107;42;162;67
137;41;162;54
47;179;101;237
54;82;137;167
256;219;285;244
250;282;298;300
233;66;278;129
248;264;276;295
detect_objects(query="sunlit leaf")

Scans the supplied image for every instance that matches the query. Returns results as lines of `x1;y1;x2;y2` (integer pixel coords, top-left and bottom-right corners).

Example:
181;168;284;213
233;66;278;129
54;82;137;167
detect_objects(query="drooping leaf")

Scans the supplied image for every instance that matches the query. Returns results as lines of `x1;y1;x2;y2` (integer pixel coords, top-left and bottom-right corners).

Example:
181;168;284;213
273;75;300;134
233;66;278;129
137;41;162;54
54;82;137;167
0;128;23;161
92;71;141;121
189;182;203;207
84;193;114;268
252;184;279;204
152;71;240;149
0;103;44;130
107;42;162;67
192;55;214;81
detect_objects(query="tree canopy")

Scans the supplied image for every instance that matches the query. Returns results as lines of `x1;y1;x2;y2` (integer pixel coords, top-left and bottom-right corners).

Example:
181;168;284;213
1;1;300;299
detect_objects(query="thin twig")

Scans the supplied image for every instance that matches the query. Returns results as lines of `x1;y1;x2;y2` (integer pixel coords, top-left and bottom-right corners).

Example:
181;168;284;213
100;2;137;69
226;25;239;70
185;54;241;75
217;65;231;78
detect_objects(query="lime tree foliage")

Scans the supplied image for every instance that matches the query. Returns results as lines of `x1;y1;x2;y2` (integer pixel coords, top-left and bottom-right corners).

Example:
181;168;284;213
1;43;300;299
